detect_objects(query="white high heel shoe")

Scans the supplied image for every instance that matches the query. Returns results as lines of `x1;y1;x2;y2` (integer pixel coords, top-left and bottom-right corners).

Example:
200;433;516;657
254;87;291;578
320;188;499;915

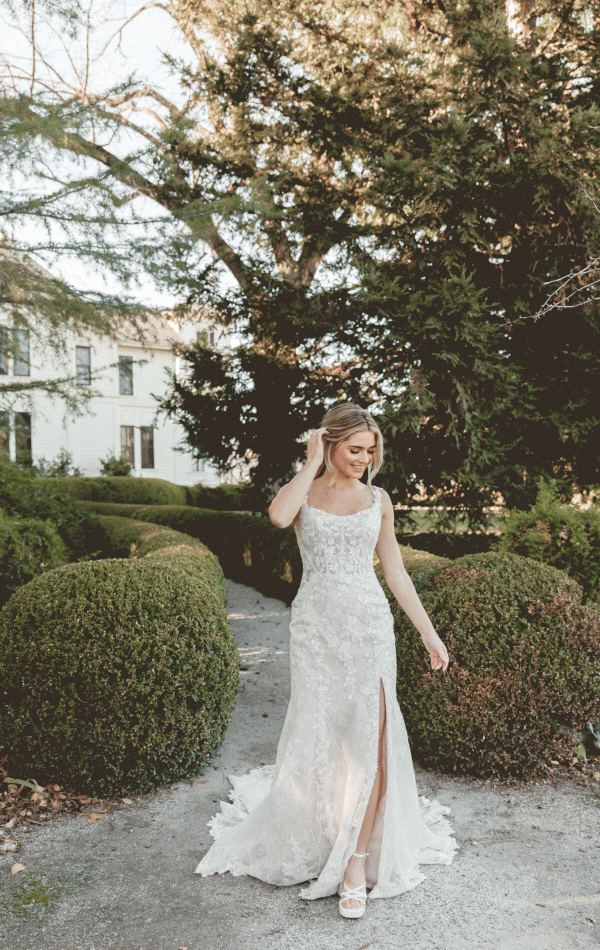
339;850;369;919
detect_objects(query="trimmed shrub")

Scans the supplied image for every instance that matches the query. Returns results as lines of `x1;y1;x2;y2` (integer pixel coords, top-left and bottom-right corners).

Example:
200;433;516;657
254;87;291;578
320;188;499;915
396;531;495;560
99;453;133;477
97;514;225;596
394;552;600;778
78;501;302;602
0;539;238;796
185;483;254;511
0;511;68;606
42;476;187;507
498;480;600;603
0;460;108;562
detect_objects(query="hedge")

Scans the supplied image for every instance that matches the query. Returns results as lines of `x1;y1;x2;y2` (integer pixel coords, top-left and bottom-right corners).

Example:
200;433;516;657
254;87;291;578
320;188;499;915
41;475;188;507
0;460;109;563
0;515;238;796
498;480;600;603
78;501;303;602
394;552;600;778
0;511;68;607
186;483;254;511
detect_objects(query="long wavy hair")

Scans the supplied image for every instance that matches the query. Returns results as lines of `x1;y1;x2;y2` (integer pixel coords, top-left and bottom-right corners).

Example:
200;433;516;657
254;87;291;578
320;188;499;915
318;403;384;488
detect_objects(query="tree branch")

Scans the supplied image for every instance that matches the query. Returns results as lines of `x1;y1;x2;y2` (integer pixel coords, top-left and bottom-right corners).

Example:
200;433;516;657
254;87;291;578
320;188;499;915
3;97;253;290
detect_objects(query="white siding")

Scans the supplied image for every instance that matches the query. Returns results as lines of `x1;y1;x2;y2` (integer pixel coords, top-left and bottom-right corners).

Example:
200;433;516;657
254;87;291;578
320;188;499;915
0;317;222;487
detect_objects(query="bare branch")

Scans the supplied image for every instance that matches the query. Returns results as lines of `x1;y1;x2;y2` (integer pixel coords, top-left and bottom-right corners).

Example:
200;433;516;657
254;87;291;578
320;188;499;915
98;3;170;59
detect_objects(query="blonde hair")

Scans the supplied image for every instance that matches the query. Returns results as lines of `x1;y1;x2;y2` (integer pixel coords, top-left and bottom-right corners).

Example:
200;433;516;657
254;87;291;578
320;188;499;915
319;403;384;488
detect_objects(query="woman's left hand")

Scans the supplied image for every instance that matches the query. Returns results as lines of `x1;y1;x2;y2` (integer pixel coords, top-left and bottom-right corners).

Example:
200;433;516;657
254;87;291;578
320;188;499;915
423;631;449;672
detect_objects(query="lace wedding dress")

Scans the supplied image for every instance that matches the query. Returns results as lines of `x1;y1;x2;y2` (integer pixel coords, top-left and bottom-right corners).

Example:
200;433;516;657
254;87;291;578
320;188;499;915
195;486;458;899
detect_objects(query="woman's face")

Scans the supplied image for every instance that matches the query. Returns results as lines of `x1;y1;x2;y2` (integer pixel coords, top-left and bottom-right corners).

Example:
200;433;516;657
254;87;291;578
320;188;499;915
330;430;377;480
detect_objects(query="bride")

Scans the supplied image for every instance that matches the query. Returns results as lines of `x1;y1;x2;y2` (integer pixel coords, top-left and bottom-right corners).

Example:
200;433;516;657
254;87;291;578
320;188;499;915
195;403;458;918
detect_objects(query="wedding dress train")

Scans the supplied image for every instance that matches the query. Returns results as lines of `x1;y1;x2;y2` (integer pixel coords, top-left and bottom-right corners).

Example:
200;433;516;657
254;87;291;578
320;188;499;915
195;486;458;899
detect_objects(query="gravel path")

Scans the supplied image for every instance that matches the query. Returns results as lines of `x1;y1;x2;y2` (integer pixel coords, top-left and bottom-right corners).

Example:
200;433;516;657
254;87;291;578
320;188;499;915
1;579;599;950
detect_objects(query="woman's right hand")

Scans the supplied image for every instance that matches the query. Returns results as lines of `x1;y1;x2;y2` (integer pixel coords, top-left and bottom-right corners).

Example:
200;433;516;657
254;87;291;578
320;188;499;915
306;427;329;466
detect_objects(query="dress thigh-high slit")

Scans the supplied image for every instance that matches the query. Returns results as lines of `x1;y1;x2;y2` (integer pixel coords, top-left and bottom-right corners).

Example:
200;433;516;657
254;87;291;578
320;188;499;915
195;487;458;899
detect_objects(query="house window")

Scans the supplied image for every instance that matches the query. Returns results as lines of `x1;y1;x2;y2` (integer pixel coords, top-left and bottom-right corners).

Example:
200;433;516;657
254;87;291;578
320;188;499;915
76;346;91;385
0;330;8;375
119;356;133;395
13;329;30;377
197;330;215;346
14;411;31;464
120;425;134;467
192;457;205;473
0;411;9;459
140;427;154;469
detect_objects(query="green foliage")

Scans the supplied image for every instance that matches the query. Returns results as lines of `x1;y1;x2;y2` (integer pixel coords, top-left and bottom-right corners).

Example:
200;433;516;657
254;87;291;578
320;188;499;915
394;553;600;779
79;501;304;602
0;537;238;796
0;510;67;606
97;514;225;596
0;460;108;563
30;449;81;478
42;475;187;507
185;482;254;511
498;481;600;603
99;454;133;477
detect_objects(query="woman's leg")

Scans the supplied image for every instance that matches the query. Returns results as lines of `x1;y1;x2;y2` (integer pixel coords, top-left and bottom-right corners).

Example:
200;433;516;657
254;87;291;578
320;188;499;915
342;681;387;910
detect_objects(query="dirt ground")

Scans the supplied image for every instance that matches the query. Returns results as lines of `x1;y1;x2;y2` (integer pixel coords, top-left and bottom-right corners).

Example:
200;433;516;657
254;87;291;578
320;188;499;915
1;578;599;950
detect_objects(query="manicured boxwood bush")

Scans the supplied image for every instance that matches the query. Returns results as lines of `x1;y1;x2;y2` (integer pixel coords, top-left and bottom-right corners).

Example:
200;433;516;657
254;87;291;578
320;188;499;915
0;460;108;562
0;511;68;606
79;502;303;602
42;475;187;507
394;552;600;778
0;535;238;796
498;480;600;603
97;514;226;595
396;530;495;560
185;483;254;511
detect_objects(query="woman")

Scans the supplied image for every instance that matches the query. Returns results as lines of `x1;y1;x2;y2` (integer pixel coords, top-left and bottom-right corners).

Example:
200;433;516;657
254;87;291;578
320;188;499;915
195;403;457;918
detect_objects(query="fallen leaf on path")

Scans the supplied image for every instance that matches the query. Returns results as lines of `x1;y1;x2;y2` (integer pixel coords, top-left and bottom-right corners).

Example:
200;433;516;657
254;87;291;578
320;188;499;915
191;780;196;788
356;943;377;950
122;798;133;805
11;863;26;875
88;813;106;823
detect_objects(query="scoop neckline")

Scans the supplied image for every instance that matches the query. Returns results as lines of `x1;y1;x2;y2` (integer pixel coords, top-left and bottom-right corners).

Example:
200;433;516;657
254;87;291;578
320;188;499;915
303;487;379;518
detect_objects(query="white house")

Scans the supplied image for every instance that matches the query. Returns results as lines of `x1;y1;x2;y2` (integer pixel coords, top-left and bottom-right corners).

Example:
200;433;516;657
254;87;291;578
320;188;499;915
0;297;225;486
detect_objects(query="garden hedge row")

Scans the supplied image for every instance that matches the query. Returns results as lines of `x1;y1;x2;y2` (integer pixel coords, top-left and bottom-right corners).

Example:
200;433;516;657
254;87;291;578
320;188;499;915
42;476;254;511
42;475;188;506
79;501;303;602
0;515;238;796
0;511;68;607
0;460;109;563
393;552;600;778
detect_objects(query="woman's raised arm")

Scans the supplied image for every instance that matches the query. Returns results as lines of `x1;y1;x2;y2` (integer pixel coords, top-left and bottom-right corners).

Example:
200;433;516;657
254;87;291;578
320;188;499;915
268;428;328;529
